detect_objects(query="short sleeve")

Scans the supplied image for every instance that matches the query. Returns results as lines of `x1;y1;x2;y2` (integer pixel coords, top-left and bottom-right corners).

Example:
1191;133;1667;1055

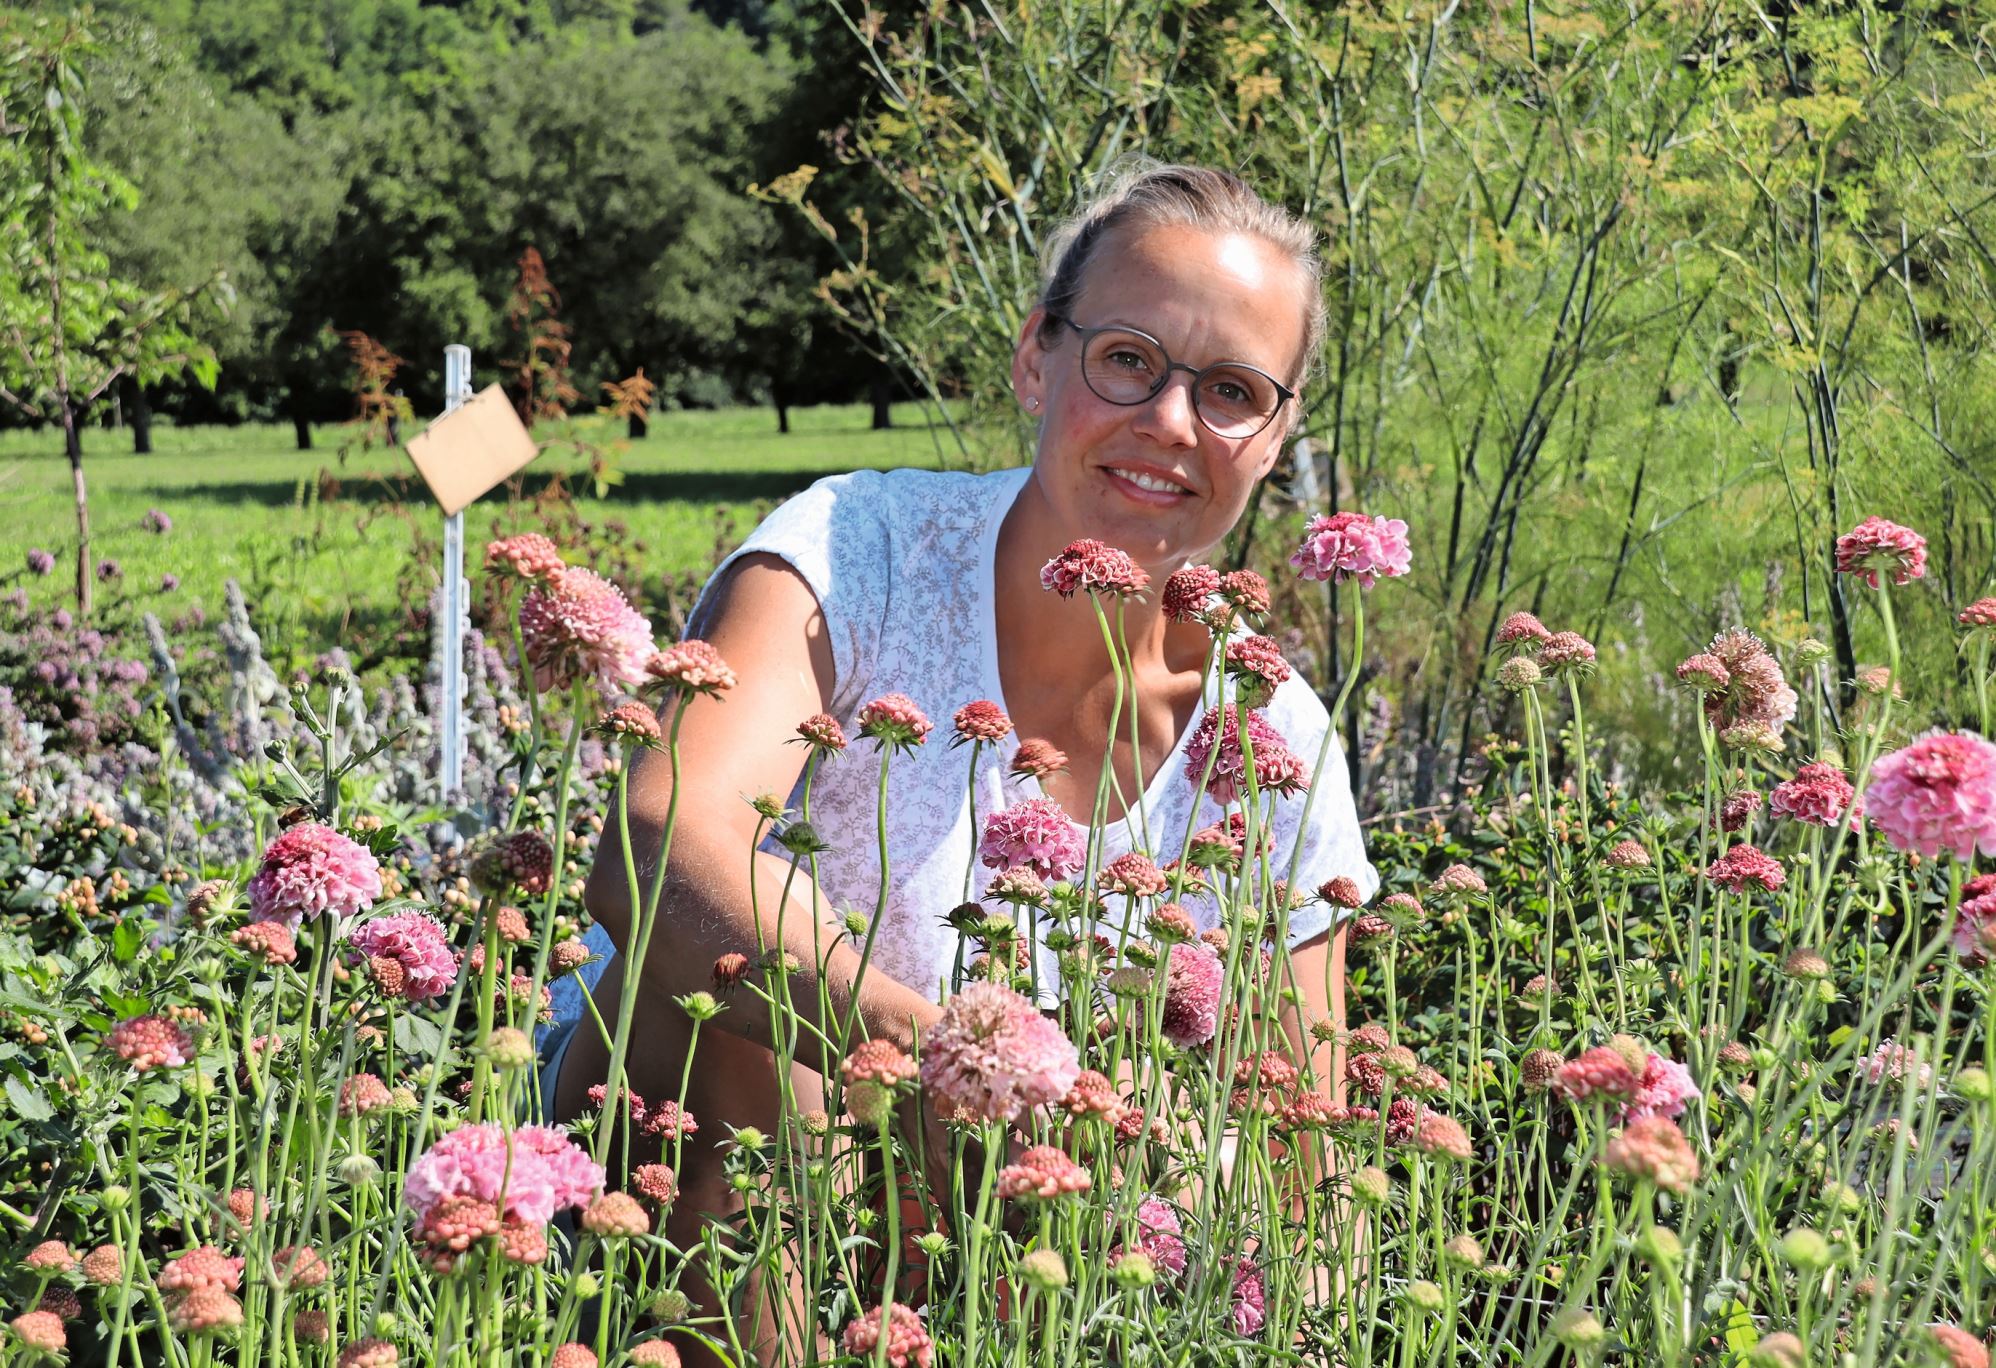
1267;684;1381;949
688;471;890;716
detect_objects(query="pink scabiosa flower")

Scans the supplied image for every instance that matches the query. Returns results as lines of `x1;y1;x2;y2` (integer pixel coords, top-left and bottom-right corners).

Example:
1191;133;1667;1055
596;703;665;747
471;829;554;897
230;920;298;966
1718;789;1763;833
347;912;460;1003
1060;1069;1123;1122
158;1246;245;1295
1540;631;1597;676
1604;839;1651;870
1224;635;1292;706
951;700;1013;746
9;1309;66;1356
24;1241;74;1273
1923;1324;1991;1368
997;1144;1092;1201
484;533;565;581
795;712;847;753
1702;629;1798;736
519;565;655;692
581;1192;650;1239
1675;653;1731;693
1619;1054;1701;1124
337;1339;400;1368
1704;843;1786;893
840;1303;933;1368
1230;1258;1267;1336
338;1073;393;1118
403;1122;603;1228
1121;1196;1188;1278
1429;863;1487;899
1041;539;1150;599
1495;611;1551;649
1771;762;1861;828
1218;569;1271;619
1099;852;1167;898
978;798;1085;882
1009;737;1068;781
1161;942;1223;1049
857;693;932;751
1603;1117;1700;1194
548;1346;597;1368
1289;511;1412;587
1184;707;1308;806
918;981;1080;1124
1554;1046;1641;1103
841;1038;918;1128
644;640;736;697
1162;564;1222;624
1835;515;1928;589
1854;1038;1934;1090
1954;892;1996;966
247;823;381;930
1960;599;1996;630
1319;875;1365;908
109;1014;194;1071
167;1288;244;1334
1864;731;1996;860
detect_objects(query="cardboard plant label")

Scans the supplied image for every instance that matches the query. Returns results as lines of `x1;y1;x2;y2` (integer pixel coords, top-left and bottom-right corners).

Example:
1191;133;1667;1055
405;384;540;516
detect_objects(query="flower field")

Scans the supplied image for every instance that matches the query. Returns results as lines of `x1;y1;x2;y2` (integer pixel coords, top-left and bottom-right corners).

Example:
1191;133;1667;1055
3;509;1995;1368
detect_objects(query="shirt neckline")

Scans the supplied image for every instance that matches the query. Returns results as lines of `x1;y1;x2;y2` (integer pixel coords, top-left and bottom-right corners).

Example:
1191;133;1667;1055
976;468;1207;838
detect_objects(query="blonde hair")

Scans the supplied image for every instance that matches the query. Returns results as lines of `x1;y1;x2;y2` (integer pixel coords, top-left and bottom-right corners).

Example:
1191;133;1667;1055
1035;158;1324;392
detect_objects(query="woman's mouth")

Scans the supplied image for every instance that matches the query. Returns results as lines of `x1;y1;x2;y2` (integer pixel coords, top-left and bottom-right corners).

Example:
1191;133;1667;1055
1104;466;1192;503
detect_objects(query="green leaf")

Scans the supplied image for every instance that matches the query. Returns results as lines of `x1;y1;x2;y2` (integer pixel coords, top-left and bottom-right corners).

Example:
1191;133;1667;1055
112;918;144;965
1719;1299;1758;1355
5;1075;53;1122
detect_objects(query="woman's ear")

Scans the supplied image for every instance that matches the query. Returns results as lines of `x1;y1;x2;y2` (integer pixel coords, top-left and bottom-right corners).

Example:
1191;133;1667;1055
1012;307;1050;410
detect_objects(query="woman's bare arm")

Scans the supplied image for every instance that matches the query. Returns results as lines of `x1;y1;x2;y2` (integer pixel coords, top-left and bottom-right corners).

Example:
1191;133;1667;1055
583;553;941;1074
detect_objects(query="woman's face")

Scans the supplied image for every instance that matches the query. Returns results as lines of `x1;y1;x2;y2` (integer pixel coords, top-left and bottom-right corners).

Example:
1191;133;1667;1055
1011;221;1310;570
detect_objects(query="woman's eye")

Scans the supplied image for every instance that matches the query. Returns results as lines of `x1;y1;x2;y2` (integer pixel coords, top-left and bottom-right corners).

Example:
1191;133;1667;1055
1107;349;1153;372
1209;380;1251;404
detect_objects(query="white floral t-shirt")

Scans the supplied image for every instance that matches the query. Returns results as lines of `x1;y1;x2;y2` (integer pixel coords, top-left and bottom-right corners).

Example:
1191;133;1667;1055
679;465;1379;1000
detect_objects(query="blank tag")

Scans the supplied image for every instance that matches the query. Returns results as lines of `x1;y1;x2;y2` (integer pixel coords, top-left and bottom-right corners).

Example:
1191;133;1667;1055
405;384;540;516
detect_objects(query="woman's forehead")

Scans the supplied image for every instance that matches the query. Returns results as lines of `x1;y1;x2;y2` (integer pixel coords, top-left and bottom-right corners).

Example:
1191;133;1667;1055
1074;222;1307;372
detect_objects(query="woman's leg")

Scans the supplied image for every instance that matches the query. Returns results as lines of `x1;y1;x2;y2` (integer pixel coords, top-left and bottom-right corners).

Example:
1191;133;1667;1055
554;958;821;1368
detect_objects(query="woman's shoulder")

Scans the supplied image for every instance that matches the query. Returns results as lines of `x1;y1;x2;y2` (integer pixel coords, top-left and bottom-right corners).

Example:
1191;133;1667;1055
783;465;1028;531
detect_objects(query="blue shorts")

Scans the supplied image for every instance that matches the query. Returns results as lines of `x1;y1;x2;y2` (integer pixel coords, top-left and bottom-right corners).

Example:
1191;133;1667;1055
536;921;618;1121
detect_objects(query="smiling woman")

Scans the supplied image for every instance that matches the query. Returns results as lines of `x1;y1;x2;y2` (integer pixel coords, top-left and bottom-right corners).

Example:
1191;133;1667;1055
548;159;1376;1366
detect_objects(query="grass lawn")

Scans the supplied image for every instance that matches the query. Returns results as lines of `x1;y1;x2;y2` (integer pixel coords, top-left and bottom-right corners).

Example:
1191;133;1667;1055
0;401;980;660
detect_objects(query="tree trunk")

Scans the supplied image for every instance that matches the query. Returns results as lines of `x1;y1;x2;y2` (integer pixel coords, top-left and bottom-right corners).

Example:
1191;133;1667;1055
870;371;893;430
628;409;648;440
65;401;91;617
773;374;791;434
108;385;121;429
127;375;153;454
293;408;313;451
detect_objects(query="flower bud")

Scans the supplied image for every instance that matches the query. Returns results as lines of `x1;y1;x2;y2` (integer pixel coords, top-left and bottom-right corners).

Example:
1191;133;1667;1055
1018;1249;1068;1292
572;1272;600;1300
1404;1281;1446;1315
1552;1307;1603;1348
1638;1225;1682;1266
915;1232;950;1258
337;1155;381;1188
100;1185;131;1213
676;991;723;1022
1778;1227;1832;1271
1955;1066;1992;1102
1111;1251;1156;1289
1350;1166;1390;1209
647;1290;691;1321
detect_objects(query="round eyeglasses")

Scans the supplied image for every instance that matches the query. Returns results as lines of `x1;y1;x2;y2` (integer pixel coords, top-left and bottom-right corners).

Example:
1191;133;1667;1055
1050;315;1295;439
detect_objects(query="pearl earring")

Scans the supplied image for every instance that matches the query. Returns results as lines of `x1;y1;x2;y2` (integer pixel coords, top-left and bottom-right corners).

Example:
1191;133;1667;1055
1027;397;1040;411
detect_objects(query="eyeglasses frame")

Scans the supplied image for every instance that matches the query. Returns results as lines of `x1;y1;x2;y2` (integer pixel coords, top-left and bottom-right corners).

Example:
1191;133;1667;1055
1046;313;1297;439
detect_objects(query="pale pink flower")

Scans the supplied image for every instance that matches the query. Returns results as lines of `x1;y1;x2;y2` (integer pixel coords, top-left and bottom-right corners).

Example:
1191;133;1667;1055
918;981;1079;1124
1704;843;1785;893
1099;852;1167;898
1123;1196;1187;1278
857;693;933;749
109;1014;194;1071
644;640;736;696
1289;511;1412;587
158;1246;244;1295
247;823;381;930
840;1303;933;1368
1040;539;1150;599
951;700;1013;745
347;912;460;1003
519;565;655;691
1540;631;1597;674
978;798;1086;882
1619;1054;1701;1124
1411;1110;1473;1160
1224;635;1292;703
1834;515;1928;589
1230;1258;1267;1336
1218;569;1270;618
1953;892;1996;965
1009;737;1068;780
796;713;848;752
1854;1038;1934;1090
1161;942;1222;1048
484;533;565;581
1554;1047;1641;1103
1864;731;1996;860
1675;653;1731;692
9;1310;65;1356
403;1122;603;1228
1495;611;1551;647
1924;1324;1991;1368
1184;707;1308;805
1603;1117;1700;1193
1702;629;1798;735
1770;762;1861;828
997;1144;1092;1200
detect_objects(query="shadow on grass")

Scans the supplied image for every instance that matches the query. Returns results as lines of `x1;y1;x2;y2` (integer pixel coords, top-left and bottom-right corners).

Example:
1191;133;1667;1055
142;467;864;509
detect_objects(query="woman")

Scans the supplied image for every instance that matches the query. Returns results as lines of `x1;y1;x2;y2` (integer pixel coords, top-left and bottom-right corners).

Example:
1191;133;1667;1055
548;159;1379;1362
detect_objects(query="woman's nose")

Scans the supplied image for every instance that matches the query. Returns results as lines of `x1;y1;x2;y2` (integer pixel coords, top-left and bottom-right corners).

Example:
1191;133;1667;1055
1130;372;1201;447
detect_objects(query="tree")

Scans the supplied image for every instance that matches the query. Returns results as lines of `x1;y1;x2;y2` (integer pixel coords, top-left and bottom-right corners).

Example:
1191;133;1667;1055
0;8;222;614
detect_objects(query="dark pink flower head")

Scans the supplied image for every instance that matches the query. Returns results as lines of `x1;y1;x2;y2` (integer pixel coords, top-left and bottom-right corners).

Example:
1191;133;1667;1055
1835;515;1928;589
978;798;1085;882
795;713;847;752
347;912;460;1003
1619;1054;1701;1124
1718;789;1762;833
1218;570;1271;619
1230;1258;1267;1336
1675;653;1731;693
1495;611;1551;648
109;1015;194;1071
1099;851;1167;898
1603;1116;1700;1193
996;1144;1092;1201
484;533;565;581
1954;892;1996;966
247;823;381;930
1123;1196;1187;1278
1040;539;1150;599
1865;731;1996;860
1161;942;1223;1048
519;565;655;692
1290;511;1412;587
1704;843;1786;893
951;700;1013;746
918;981;1080;1124
1184;707;1308;806
1319;875;1365;908
644;640;736;697
1540;631;1597;675
1009;738;1068;781
1960;598;1996;630
1770;762;1860;828
857;693;933;751
1703;629;1798;734
1224;635;1292;706
1162;564;1222;624
1553;1046;1641;1103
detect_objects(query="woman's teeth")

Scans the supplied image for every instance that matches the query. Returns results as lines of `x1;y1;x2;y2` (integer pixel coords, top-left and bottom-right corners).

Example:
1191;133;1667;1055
1121;471;1183;494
